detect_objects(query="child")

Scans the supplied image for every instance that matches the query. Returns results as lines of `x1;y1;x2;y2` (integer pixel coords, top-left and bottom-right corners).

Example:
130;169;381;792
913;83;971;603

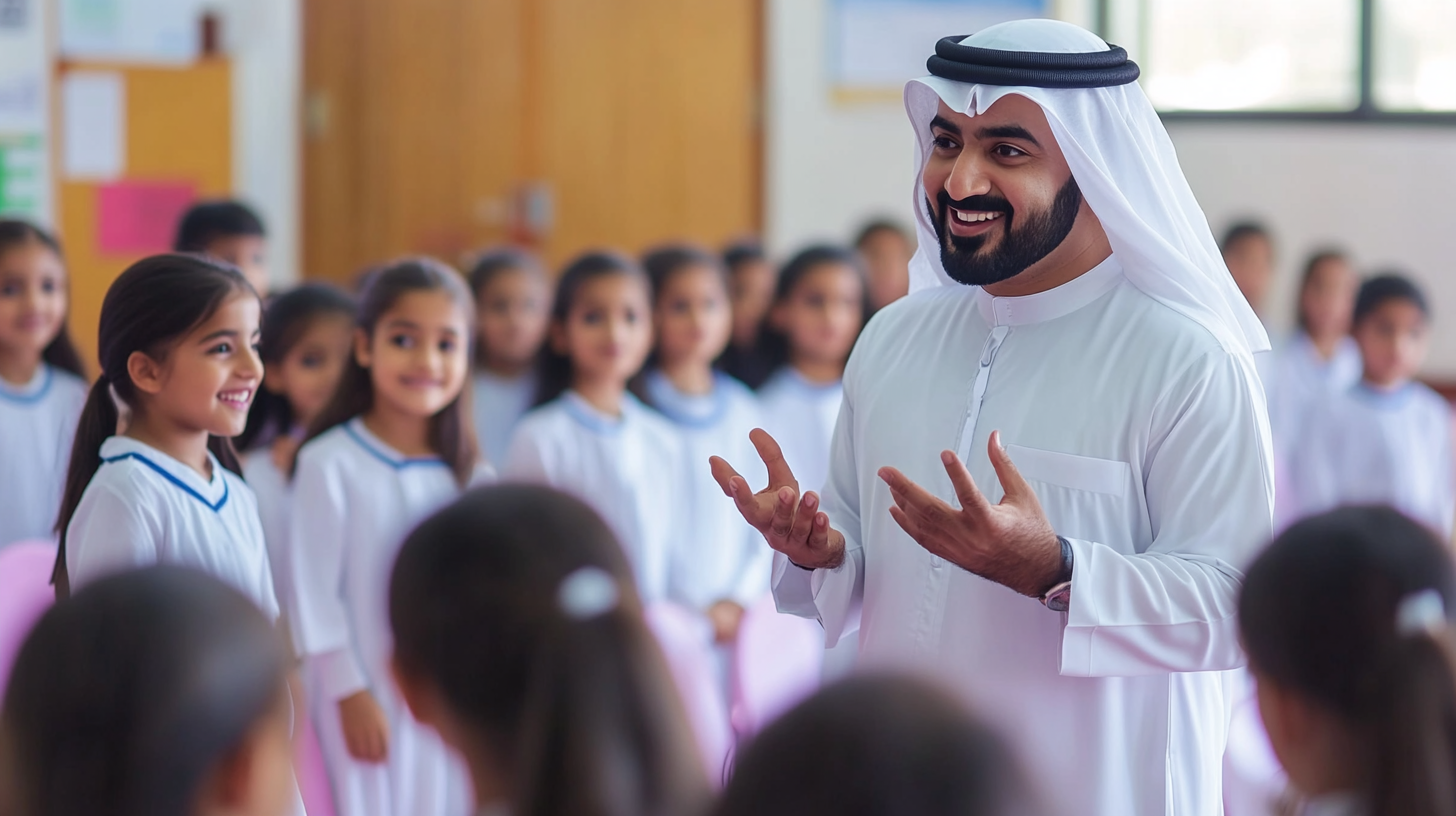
0;220;88;549
504;251;685;604
714;674;1042;816
237;282;356;616
467;247;550;466
1268;250;1361;457
53;254;275;619
1222;221;1276;319
854;219;914;312
176;199;271;297
288;257;487;816
756;245;867;495
716;239;777;389
637;244;770;644
2;566;295;816
388;484;708;816
1240;505;1456;816
1288;274;1453;536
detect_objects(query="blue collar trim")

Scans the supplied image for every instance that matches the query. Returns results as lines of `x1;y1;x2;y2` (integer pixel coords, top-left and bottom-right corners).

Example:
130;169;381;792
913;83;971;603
645;370;732;429
0;365;53;405
101;452;229;512
561;392;627;436
343;421;448;470
1351;381;1415;411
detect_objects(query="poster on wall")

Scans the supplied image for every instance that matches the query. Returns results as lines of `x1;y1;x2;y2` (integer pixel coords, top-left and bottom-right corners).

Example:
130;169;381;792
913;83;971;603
60;0;203;64
0;0;51;224
830;0;1049;95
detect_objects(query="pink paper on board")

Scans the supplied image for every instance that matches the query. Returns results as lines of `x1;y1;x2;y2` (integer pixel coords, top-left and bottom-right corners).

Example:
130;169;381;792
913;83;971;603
98;181;197;254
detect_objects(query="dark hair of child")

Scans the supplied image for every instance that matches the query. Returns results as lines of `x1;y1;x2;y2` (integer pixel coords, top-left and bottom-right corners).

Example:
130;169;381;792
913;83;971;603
173;200;266;252
1295;249;1349;333
1220;220;1272;254
1354;273;1429;326
0;219;86;379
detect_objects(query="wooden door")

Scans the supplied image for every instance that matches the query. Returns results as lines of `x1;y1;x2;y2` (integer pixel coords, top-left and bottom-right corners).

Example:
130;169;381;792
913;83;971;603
302;0;760;283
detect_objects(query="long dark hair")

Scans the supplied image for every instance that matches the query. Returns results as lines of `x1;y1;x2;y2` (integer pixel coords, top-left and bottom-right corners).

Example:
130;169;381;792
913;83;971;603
1240;505;1456;816
755;244;868;378
235;283;356;451
1295;248;1349;333
52;254;256;596
1;565;288;816
715;674;1042;816
0;219;86;379
534;251;649;407
390;484;707;816
303;257;478;486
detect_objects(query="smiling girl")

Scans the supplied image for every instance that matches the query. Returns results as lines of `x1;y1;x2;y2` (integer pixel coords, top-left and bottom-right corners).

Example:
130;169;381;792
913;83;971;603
288;258;488;816
54;254;275;620
0;220;88;550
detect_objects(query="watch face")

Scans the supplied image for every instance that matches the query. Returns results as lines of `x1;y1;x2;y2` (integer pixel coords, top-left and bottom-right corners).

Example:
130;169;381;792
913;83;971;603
1043;582;1072;613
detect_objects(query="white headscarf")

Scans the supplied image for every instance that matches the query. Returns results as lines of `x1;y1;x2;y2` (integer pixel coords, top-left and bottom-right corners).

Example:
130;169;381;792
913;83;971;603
904;19;1270;356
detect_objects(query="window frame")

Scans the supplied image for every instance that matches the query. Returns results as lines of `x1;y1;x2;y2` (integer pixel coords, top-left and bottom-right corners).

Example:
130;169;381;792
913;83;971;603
1096;0;1456;124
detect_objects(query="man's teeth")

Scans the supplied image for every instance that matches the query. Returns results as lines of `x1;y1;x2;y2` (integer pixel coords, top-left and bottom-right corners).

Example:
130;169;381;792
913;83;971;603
954;210;1003;223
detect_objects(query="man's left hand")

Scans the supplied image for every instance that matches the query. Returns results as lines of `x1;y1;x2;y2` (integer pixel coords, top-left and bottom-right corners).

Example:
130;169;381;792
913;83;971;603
879;430;1063;598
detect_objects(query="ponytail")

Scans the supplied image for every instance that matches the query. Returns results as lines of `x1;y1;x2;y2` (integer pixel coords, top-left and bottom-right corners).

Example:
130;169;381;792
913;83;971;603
52;376;120;598
1368;626;1456;816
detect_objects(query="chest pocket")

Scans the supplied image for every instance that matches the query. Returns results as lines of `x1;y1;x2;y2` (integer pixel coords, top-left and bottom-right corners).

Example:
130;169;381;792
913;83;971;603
1004;445;1135;549
1004;445;1130;497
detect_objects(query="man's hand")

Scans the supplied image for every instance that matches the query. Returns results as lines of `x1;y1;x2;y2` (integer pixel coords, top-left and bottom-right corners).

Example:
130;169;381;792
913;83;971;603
879;431;1062;597
709;429;846;570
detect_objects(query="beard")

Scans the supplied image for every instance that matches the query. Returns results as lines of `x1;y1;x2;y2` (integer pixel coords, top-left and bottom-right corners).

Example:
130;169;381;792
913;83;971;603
931;175;1084;287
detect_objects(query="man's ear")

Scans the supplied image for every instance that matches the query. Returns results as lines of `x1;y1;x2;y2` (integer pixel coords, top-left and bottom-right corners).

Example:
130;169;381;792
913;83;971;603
127;351;166;396
353;328;373;369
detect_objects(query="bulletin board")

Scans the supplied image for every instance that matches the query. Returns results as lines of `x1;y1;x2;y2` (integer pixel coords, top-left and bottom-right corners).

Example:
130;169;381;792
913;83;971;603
54;58;231;369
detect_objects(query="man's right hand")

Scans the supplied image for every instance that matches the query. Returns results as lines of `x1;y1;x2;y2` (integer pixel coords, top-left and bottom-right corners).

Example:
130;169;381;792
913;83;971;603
709;428;846;570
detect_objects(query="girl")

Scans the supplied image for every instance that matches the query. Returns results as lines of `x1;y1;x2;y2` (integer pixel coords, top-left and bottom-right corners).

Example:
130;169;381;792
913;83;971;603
503;251;685;604
53;254;276;620
238;283;356;611
467;248;550;466
388;484;708;816
755;245;867;495
288;257;487;816
637;244;770;644
714;675;1042;816
1287;274;1453;536
1239;505;1456;816
1268;250;1361;459
0;220;88;550
716;239;776;389
2;566;295;816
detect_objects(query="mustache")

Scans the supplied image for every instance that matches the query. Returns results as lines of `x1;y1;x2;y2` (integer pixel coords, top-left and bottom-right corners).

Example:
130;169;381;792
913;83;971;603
936;189;1013;215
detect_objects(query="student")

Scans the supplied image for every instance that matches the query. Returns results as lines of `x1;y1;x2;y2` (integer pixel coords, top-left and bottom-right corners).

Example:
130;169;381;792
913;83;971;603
466;247;550;466
237;283;356;616
1239;505;1456;816
714;674;1043;816
288;257;487;816
755;245;867;495
53;254;275;618
388;484;708;816
854;219;914;312
1;566;295;816
0;220;88;549
636;244;770;643
1268;250;1361;459
1288;274;1453;536
1222;221;1276;319
504;251;684;604
716;239;776;389
176;199;271;297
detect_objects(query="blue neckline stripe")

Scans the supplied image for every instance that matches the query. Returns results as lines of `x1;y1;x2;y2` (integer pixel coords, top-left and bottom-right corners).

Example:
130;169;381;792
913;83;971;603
101;452;229;512
646;371;733;429
0;366;53;405
343;422;448;469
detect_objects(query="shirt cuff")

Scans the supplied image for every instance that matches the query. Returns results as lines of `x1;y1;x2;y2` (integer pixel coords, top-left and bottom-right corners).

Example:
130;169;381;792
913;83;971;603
313;648;369;701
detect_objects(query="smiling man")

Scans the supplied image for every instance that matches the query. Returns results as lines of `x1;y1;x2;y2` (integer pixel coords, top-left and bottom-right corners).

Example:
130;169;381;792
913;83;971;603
711;18;1274;816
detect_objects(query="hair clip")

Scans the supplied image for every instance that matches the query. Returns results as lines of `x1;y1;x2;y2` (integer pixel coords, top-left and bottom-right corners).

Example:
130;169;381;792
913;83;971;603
1396;589;1447;638
557;566;619;621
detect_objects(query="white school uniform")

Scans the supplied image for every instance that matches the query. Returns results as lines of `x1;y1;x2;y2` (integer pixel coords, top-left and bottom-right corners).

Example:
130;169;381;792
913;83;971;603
503;391;684;603
242;445;295;620
1288;381;1455;537
1267;332;1362;458
643;370;771;610
756;367;844;494
471;369;537;467
0;365;88;548
66;436;280;619
289;418;490;816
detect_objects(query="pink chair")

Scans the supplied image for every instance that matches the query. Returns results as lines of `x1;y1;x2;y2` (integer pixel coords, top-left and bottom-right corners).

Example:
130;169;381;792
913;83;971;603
645;601;733;787
0;540;59;699
293;702;337;816
730;594;824;738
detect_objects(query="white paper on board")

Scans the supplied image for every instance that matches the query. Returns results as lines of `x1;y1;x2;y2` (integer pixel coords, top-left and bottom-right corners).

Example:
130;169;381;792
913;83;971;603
61;70;126;180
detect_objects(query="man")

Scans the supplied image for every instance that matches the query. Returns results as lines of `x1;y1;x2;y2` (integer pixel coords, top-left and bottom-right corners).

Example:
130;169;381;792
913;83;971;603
712;19;1273;816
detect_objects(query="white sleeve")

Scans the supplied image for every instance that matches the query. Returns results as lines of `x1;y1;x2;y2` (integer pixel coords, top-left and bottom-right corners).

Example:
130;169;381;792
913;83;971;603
771;385;864;647
1060;350;1274;677
67;481;161;589
287;451;367;701
241;490;282;623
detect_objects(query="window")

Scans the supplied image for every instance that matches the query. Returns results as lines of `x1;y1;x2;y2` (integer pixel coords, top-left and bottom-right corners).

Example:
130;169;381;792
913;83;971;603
1100;0;1456;118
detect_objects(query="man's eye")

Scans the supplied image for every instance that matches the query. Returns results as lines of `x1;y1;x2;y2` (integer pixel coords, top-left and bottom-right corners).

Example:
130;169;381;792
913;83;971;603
994;144;1028;158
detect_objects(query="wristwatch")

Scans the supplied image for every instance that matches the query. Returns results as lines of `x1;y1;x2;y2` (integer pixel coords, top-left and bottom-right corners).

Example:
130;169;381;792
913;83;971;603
1039;536;1073;612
